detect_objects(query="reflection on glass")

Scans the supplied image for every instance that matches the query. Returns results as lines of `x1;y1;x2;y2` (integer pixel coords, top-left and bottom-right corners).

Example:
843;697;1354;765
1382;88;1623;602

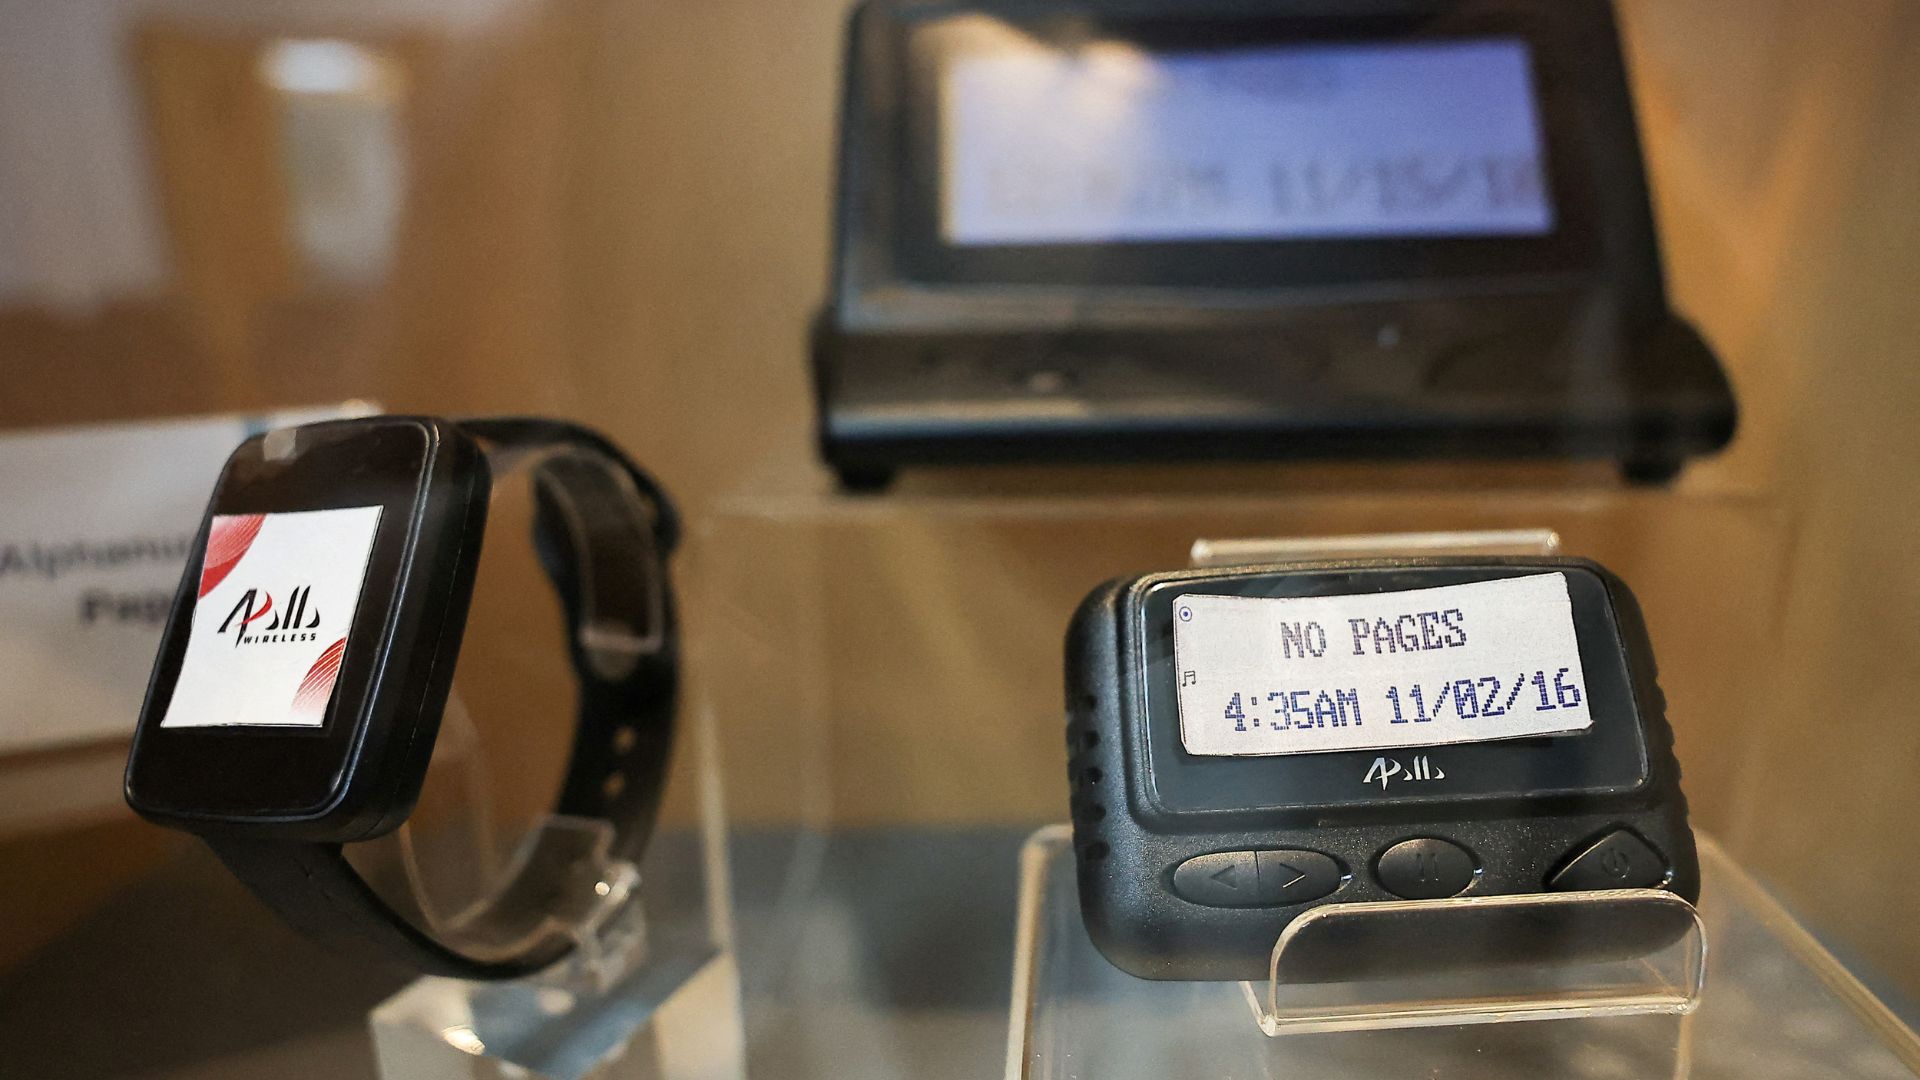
262;39;409;286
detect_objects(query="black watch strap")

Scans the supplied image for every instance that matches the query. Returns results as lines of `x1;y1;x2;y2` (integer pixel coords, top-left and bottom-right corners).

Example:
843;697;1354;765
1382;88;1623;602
211;418;677;979
210;839;560;979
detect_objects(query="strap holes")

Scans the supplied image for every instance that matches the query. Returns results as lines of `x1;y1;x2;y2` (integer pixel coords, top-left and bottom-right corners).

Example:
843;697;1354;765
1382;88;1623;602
611;725;638;755
602;772;627;801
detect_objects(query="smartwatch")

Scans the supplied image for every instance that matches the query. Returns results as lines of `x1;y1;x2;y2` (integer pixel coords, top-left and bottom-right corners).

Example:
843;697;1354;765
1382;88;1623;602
1065;557;1698;981
124;416;678;979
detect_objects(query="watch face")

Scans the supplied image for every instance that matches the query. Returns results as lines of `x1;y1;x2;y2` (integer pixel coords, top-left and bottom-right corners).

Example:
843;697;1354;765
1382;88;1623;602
125;418;489;840
159;506;385;731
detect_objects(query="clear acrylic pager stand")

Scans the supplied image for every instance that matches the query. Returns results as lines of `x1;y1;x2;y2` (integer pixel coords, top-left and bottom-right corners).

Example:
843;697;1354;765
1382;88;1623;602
1009;530;1708;1080
358;442;743;1080
1217;530;1704;1035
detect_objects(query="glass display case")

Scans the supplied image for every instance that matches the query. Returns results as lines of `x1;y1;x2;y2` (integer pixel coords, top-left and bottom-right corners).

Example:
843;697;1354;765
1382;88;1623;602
3;1;1920;1077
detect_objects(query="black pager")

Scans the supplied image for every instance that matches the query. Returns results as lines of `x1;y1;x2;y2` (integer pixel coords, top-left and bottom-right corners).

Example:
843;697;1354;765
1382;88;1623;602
1065;557;1697;981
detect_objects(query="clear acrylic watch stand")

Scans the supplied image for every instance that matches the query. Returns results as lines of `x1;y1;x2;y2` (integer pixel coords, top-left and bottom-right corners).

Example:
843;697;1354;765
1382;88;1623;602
357;442;743;1080
364;712;741;1080
1009;529;1709;1079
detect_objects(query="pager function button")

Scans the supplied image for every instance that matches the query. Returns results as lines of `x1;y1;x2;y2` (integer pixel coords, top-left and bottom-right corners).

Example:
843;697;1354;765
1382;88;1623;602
1172;851;1263;907
1254;850;1345;905
1549;828;1669;891
1376;838;1478;899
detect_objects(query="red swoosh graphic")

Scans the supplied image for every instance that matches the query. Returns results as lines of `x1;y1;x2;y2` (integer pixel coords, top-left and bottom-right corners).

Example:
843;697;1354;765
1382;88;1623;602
199;514;265;597
291;638;348;716
242;593;274;625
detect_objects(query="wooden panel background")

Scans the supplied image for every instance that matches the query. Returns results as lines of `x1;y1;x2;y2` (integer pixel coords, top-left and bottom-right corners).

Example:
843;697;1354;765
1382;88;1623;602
0;0;1916;997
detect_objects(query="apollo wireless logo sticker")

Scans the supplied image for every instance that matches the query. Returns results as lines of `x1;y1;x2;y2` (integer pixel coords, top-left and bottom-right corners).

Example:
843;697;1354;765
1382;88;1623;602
160;506;382;729
217;585;323;647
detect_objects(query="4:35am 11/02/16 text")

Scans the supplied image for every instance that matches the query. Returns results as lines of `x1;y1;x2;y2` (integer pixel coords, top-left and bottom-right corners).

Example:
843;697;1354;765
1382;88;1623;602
1220;668;1584;733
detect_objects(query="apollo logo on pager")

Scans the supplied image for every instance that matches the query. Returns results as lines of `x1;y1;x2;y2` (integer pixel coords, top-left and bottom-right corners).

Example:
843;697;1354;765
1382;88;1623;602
1363;755;1446;790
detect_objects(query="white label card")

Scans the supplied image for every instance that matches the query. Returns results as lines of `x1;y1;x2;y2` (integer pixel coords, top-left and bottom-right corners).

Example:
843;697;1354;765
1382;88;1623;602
0;402;373;753
1172;573;1592;756
160;506;383;728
